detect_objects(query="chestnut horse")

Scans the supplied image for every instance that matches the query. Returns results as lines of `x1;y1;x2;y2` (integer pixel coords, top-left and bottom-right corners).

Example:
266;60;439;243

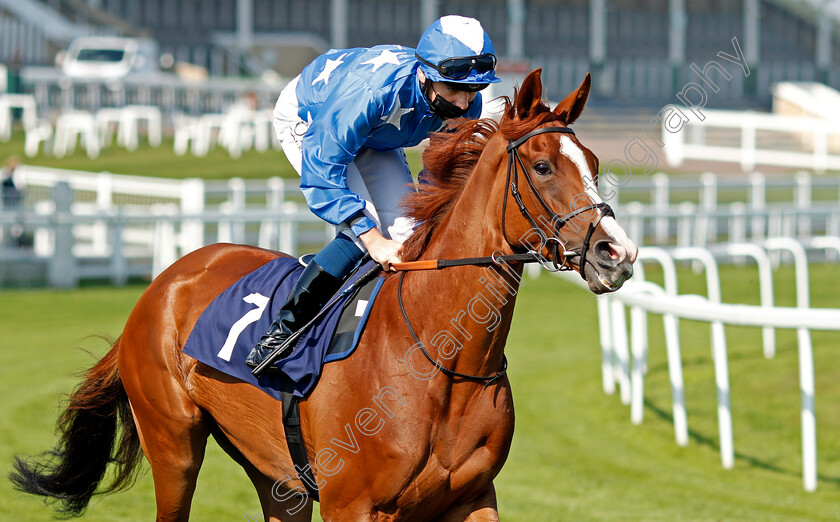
11;69;636;521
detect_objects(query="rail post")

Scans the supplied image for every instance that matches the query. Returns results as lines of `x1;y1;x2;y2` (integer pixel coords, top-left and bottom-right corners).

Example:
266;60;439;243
48;182;77;288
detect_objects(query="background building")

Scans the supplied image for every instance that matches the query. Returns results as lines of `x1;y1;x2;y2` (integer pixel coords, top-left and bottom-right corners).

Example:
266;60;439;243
1;0;840;107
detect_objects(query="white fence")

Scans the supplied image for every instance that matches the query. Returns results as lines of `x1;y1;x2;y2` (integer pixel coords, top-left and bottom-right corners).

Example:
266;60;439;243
0;198;330;287
549;169;840;493
609;172;840;247
662;109;840;172
612;171;840;214
551;237;840;492
0;166;332;287
4;165;840;286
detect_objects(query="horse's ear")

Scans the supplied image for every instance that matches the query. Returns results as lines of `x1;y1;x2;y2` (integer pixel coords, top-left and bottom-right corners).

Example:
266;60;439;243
553;73;591;125
512;69;544;119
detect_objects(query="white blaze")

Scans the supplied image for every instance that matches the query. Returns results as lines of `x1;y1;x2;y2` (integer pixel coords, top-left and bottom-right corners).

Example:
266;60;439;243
560;135;601;204
558;135;636;258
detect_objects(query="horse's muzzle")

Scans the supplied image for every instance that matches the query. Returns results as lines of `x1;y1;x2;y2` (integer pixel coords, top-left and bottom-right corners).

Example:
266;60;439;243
582;238;637;294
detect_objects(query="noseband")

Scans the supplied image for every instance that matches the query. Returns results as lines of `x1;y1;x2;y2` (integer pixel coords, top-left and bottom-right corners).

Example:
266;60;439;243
502;126;614;281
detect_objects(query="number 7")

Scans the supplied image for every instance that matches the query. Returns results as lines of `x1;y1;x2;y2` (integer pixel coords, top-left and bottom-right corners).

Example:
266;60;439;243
217;293;270;361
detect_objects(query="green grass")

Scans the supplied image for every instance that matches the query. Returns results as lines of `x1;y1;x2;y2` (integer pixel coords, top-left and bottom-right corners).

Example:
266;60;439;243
0;285;260;520
1;265;838;520
0;131;425;181
0;130;294;180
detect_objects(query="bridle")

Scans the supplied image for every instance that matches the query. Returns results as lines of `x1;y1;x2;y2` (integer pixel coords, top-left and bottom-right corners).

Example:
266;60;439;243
395;125;614;385
502;125;614;281
392;125;615;278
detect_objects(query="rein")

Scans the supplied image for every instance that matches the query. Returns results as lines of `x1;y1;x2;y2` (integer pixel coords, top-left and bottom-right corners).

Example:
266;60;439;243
397;270;508;386
391;252;539;271
392;125;614;384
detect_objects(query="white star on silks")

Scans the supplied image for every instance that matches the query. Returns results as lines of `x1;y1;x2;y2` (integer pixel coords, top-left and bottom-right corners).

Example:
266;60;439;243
361;50;405;72
381;98;414;131
312;53;348;86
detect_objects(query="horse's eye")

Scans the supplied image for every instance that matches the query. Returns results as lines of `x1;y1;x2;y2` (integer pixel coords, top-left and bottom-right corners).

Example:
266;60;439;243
533;162;551;176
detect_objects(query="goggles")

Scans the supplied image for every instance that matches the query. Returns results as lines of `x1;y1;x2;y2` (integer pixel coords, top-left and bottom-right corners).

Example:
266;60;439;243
416;53;497;80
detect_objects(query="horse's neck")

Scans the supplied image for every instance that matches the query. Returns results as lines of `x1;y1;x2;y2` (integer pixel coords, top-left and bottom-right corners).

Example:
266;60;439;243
403;145;520;377
423;137;510;262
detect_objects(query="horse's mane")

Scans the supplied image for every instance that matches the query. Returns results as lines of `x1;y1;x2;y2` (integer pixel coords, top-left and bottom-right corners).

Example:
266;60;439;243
400;95;565;261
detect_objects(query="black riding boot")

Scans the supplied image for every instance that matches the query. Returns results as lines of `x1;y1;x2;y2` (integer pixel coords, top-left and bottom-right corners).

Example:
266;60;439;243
245;260;343;371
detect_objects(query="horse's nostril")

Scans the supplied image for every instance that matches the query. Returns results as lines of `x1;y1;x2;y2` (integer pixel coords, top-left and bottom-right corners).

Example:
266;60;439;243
593;240;621;264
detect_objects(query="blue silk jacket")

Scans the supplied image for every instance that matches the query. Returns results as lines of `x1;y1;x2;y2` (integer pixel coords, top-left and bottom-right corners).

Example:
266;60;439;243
293;44;483;236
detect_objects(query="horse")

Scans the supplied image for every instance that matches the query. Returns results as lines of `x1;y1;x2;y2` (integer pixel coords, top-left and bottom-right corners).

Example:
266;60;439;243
10;69;636;521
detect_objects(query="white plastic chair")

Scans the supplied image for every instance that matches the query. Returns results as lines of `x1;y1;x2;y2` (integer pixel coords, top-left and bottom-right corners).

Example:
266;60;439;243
172;113;201;156
220;106;256;158
119;105;162;150
193;114;225;156
253;109;274;153
95;108;124;148
24;118;53;157
53;111;100;158
0;94;38;142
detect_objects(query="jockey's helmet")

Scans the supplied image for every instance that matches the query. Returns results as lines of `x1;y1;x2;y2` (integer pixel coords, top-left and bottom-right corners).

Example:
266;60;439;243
415;15;501;90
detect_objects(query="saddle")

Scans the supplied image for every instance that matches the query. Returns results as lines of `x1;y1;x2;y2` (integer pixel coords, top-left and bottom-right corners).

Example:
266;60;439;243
182;256;383;398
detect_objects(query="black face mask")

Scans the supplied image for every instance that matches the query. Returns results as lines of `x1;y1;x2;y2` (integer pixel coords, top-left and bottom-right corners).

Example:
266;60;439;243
422;79;470;119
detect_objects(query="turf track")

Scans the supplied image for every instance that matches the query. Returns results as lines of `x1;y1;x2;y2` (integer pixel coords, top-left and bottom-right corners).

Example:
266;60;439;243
1;265;838;520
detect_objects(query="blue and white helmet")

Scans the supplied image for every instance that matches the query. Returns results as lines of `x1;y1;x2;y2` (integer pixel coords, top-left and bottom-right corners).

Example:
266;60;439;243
416;15;501;87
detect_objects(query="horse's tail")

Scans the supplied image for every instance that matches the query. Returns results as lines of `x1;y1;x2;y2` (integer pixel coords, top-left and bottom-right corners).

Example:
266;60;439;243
9;337;144;517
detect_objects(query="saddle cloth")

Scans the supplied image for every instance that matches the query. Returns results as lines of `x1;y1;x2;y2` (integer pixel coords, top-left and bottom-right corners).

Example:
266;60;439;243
182;257;384;398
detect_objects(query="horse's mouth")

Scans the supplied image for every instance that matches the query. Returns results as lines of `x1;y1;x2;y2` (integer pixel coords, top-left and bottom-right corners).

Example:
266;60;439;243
583;260;634;294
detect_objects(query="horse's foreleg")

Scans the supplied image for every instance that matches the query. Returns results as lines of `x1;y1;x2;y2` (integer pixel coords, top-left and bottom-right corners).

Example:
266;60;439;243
439;484;500;522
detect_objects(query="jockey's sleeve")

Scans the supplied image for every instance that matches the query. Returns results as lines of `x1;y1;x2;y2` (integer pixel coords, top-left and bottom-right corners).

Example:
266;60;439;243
299;81;382;237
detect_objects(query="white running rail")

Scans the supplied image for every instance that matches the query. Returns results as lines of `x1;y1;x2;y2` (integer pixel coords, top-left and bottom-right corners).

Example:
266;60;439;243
662;109;840;172
555;237;840;492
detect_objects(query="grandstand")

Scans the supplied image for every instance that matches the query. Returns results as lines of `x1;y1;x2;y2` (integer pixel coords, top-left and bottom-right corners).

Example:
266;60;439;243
2;0;840;106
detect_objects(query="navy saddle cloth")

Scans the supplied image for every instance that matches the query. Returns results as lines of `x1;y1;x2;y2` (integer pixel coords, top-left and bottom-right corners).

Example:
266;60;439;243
183;257;384;399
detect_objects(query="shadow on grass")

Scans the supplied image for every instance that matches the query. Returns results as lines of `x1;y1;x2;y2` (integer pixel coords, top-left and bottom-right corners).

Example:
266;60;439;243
645;350;769;375
643;398;840;487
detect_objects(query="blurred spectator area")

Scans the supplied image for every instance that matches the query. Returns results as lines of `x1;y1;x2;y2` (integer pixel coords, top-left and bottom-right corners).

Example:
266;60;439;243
1;0;840;107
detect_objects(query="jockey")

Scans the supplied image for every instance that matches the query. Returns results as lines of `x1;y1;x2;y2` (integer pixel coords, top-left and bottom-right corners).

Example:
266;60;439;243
246;15;500;370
